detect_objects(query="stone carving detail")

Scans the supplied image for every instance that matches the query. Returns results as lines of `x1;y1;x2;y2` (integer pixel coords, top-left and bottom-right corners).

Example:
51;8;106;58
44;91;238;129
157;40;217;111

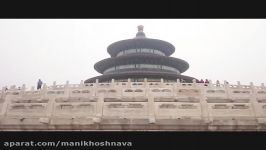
10;104;45;110
232;90;250;94
134;89;143;92
12;99;49;103
257;99;266;103
232;104;249;109
77;104;93;109
108;103;144;108
178;89;200;95
179;104;197;109
59;104;74;109
47;91;64;94
206;98;249;103
11;105;26;110
154;97;200;102
55;97;97;103
206;90;225;93
212;104;230;109
104;97;147;102
108;103;125;108
258;91;266;94
159;104;177;109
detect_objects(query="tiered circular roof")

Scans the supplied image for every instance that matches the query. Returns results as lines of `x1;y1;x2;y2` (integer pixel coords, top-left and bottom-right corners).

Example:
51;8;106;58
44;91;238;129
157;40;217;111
85;25;196;83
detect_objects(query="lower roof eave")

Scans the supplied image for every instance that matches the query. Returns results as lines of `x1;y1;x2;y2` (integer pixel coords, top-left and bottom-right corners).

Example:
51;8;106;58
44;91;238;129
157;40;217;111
84;73;196;83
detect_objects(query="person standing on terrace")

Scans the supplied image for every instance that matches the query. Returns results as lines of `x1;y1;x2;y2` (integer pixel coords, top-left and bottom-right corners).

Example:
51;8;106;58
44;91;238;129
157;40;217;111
37;79;43;90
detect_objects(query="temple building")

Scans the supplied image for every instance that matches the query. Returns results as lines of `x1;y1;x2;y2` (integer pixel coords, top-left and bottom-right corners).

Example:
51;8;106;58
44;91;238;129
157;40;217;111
85;25;195;83
0;26;266;131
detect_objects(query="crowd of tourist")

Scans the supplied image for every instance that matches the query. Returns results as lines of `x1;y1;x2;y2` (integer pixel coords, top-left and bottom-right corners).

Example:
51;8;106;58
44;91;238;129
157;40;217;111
195;79;225;86
196;79;209;86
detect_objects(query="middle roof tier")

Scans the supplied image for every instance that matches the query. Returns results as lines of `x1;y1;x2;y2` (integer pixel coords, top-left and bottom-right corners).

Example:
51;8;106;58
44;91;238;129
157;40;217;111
94;53;189;74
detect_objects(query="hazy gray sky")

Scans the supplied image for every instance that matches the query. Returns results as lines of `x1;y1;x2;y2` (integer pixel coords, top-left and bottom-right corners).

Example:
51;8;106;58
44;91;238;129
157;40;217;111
0;19;266;88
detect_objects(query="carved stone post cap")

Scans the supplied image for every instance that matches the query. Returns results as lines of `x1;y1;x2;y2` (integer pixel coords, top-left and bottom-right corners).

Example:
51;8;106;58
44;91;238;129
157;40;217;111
2;86;7;91
22;84;26;90
10;85;16;89
192;79;196;83
42;83;47;88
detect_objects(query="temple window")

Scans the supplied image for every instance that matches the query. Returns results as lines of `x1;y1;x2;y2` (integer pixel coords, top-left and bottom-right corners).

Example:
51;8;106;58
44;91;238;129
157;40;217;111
104;64;180;74
116;48;166;57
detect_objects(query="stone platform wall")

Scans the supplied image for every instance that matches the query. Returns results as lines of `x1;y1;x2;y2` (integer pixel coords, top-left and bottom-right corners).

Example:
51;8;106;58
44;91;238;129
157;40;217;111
1;79;266;131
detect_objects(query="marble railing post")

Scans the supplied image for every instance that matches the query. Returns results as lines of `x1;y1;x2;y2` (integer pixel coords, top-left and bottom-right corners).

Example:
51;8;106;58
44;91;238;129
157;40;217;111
94;94;104;124
224;80;230;99
176;79;180;87
144;78;147;87
95;79;99;87
41;83;47;98
192;79;196;87
208;80;213;87
31;86;35;91
249;82;259;119
127;78;131;88
199;81;210;125
64;81;70;97
79;80;84;88
160;78;164;87
237;81;241;88
148;97;155;124
52;81;56;90
21;84;26;91
111;79;115;88
0;87;5;99
261;83;265;89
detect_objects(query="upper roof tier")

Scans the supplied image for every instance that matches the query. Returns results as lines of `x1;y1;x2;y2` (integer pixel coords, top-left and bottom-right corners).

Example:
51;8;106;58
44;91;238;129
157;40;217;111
107;25;175;57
